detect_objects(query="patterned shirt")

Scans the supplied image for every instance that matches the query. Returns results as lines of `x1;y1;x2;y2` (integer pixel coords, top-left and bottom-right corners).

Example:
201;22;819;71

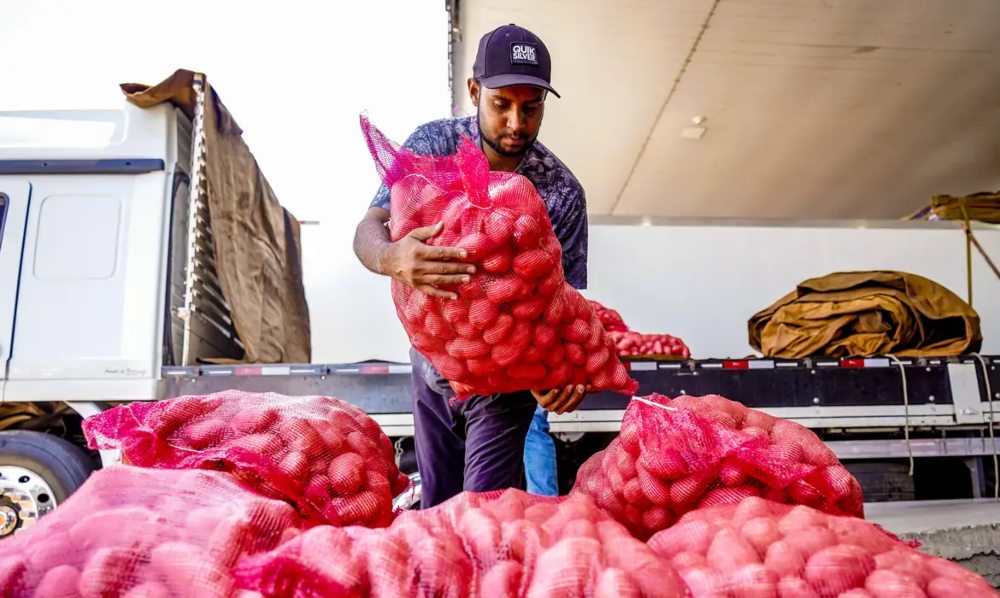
370;116;588;396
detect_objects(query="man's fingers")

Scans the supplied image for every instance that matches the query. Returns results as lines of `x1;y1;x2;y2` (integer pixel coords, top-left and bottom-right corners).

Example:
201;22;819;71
548;385;574;413
554;385;586;414
416;284;458;300
418;273;470;287
532;389;554;404
422;261;475;275
408;222;444;241
419;243;470;262
560;388;588;415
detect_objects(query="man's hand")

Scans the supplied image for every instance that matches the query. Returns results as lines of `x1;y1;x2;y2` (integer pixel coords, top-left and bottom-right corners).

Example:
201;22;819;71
532;384;590;415
380;222;475;299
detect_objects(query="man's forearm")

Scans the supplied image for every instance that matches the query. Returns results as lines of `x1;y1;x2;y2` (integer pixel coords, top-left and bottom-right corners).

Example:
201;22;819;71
354;216;392;275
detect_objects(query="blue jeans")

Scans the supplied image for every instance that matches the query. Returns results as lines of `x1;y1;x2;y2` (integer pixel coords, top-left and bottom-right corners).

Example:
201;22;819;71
523;406;559;495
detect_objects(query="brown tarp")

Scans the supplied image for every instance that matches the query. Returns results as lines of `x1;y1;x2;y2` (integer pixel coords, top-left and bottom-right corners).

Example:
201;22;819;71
905;191;1000;224
121;69;311;364
749;271;981;359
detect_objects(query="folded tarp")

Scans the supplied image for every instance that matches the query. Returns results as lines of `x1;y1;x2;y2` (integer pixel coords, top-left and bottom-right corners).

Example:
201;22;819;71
749;271;981;358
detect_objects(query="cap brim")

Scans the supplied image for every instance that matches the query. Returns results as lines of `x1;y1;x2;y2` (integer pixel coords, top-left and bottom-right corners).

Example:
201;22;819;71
480;74;560;98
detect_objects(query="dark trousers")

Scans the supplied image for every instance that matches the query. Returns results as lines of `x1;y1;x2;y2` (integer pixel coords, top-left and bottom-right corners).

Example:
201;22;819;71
411;372;538;509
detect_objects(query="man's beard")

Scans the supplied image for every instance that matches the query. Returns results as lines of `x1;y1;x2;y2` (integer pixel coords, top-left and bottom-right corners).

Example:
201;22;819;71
478;109;535;158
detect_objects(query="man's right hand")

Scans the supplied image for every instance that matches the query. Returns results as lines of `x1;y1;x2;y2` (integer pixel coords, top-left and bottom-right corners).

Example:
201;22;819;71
380;222;475;299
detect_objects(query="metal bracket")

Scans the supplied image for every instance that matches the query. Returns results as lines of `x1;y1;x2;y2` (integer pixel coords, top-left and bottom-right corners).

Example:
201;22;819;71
949;363;984;424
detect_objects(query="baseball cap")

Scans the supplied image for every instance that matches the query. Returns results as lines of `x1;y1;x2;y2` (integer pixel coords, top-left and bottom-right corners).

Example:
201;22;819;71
472;24;560;98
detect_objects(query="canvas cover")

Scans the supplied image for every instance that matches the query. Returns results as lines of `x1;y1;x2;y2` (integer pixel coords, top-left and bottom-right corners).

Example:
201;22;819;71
120;69;311;364
906;190;1000;224
749;271;981;358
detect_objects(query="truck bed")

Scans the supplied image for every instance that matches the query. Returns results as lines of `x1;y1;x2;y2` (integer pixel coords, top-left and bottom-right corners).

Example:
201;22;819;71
162;354;1000;442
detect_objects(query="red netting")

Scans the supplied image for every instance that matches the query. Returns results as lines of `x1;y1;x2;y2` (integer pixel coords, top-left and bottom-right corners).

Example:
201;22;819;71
571;393;864;540
587;300;630;333
648;498;999;598
233;489;685;597
0;466;302;597
610;331;691;358
82;391;410;527
361;116;638;400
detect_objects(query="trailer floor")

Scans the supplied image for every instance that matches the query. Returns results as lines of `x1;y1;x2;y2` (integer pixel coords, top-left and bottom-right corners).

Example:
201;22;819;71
866;499;1000;588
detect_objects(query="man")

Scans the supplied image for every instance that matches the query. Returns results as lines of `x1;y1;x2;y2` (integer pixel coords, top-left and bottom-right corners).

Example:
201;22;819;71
353;24;588;508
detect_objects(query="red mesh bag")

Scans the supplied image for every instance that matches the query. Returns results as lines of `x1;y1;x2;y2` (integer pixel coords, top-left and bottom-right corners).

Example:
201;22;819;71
361;116;638;400
610;331;691;359
648;497;998;598
83;391;410;527
234;489;686;597
571;393;864;540
587;299;630;333
0;466;301;598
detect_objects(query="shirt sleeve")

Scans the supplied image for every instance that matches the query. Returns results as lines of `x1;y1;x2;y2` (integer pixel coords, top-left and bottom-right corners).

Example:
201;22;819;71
553;185;589;290
368;126;435;212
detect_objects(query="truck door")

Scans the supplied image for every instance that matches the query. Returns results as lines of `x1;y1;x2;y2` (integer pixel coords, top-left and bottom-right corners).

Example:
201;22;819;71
0;181;30;387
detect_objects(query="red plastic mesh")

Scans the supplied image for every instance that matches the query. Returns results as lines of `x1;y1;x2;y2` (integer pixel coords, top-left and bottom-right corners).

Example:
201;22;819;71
0;466;302;598
648;498;999;598
610;331;691;358
233;489;685;597
83;391;410;527
571;393;864;540
361;116;638;400
587;299;630;333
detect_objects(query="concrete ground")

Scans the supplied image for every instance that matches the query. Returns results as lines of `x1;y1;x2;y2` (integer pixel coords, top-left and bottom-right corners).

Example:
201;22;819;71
866;499;1000;588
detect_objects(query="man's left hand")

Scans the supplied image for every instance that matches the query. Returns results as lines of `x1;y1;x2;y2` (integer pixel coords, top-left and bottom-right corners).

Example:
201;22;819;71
532;384;591;415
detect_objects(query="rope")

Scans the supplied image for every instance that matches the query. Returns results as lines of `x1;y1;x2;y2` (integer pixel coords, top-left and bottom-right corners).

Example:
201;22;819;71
962;203;974;306
888;355;915;476
971;353;999;500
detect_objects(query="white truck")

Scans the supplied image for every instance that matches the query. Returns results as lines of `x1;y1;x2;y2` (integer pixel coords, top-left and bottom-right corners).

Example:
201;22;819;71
2;74;1000;539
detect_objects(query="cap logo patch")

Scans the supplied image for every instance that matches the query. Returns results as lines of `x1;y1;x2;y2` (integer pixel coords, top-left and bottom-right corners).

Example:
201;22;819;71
510;42;538;65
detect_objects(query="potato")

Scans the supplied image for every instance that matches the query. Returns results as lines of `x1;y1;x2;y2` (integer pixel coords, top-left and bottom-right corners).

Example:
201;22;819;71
594;568;641;598
864;569;925;598
480;561;525;598
78;547;142;598
783;525;838;556
765;541;808;579
777;576;820;598
648;520;717;559
151;542;234;598
181;418;232;449
458;509;502;563
122;582;172;598
741;517;782;556
726;563;779;598
803;544;874;596
232;408;279;435
526;537;602;598
679;567;730;598
707;528;761;569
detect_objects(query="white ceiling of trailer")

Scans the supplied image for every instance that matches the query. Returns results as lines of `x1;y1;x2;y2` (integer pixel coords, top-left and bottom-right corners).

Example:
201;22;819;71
452;0;1000;219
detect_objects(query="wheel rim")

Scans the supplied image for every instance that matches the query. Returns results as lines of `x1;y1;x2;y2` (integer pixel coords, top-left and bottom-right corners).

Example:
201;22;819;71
0;465;58;538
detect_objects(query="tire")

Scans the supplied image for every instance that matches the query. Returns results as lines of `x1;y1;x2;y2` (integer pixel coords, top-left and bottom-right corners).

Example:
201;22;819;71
0;430;97;504
844;460;915;502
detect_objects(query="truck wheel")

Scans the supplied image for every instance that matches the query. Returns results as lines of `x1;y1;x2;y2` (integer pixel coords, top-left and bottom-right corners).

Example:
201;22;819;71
0;430;97;538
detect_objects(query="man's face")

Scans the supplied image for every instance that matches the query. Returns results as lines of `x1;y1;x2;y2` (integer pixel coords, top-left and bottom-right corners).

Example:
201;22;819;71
469;80;546;158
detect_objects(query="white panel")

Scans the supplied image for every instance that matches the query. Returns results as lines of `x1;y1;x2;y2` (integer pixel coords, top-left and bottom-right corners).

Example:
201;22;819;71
8;173;168;382
304;220;1000;364
0;104;172;162
33;194;120;279
582;221;1000;359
